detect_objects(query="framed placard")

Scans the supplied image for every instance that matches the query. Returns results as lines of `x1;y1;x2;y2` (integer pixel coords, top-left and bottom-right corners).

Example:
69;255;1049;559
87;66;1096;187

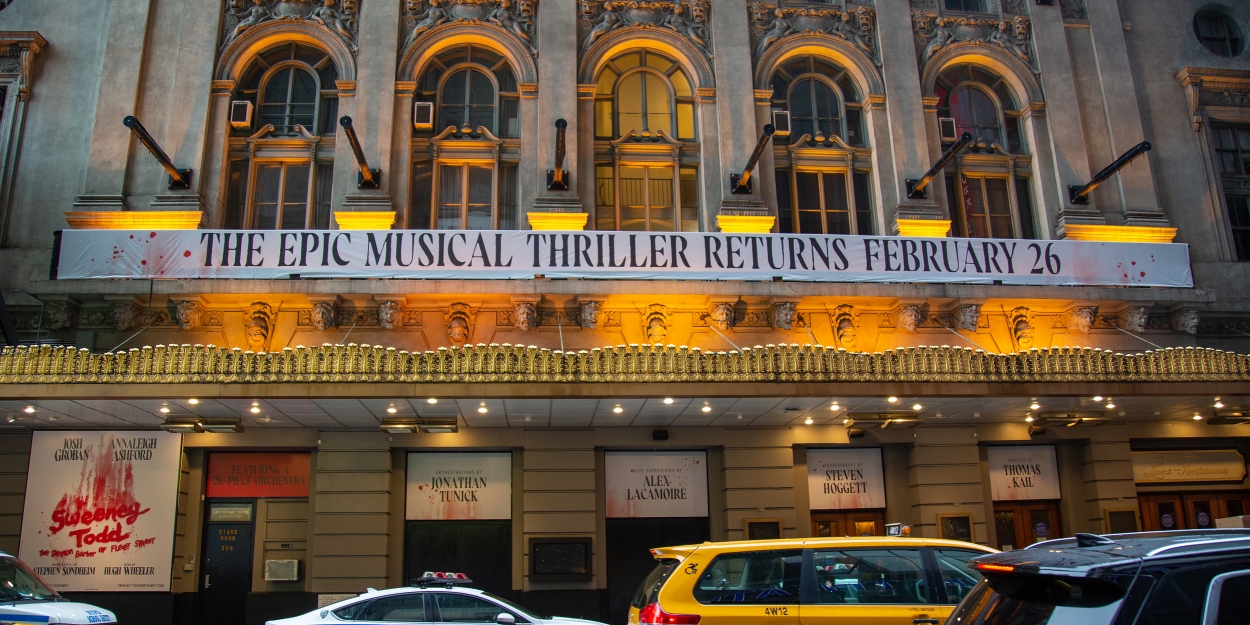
206;453;310;498
987;445;1061;501
937;514;973;542
744;518;783;540
528;537;592;582
1104;509;1139;534
806;448;886;510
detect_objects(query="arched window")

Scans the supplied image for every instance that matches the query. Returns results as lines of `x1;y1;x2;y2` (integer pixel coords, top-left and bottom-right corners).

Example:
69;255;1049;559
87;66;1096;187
223;43;340;230
934;64;1039;240
593;49;700;232
594;50;696;140
408;45;521;230
769;56;873;235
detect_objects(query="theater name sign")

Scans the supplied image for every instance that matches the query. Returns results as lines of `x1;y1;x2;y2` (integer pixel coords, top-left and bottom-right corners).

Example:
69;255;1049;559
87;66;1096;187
53;229;1192;287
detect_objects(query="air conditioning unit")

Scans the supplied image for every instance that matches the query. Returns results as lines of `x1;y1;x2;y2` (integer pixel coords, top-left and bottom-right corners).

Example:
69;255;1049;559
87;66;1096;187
413;102;435;130
264;559;300;582
229;101;254;129
939;117;958;141
771;110;792;138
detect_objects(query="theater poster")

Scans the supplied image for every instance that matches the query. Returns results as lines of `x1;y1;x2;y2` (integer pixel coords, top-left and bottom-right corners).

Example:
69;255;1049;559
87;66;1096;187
406;452;512;520
18;431;182;591
605;451;709;518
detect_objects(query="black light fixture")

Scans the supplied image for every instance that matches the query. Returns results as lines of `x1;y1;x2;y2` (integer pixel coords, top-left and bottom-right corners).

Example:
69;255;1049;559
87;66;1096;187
906;132;972;199
339;115;382;189
123;116;192;189
547;119;569;191
1069;141;1151;205
730;123;776;194
652;428;669;441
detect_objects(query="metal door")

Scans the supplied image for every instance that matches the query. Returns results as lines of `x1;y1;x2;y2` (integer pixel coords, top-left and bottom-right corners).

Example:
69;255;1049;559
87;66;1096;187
199;520;255;625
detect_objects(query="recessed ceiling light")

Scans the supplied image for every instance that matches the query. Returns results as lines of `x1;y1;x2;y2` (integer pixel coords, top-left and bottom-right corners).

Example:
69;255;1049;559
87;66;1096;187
613;406;623;414
1193;413;1203;420
701;405;712;413
842;417;851;424
1105;402;1115;409
663;398;674;404
187;398;199;405
250;406;261;414
1214;401;1225;408
912;404;923;411
525;416;532;421
1029;402;1041;410
49;417;58;421
1025;415;1034;423
737;415;744;420
387;407;397;414
478;406;488;413
830;404;840;411
263;416;272;423
159;407;170;414
804;417;814;425
427;398;438;404
23;406;34;414
887;397;898;403
973;412;981;418
1093;395;1103;402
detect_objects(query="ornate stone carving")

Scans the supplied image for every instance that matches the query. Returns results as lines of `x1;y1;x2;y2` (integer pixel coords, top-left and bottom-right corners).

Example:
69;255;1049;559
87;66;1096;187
644;304;669;344
580;0;711;58
955;304;981;331
514;302;539;331
176;301;206;331
1178;69;1250;131
311;301;338;331
912;12;1032;70
1059;0;1085;20
1171;309;1200;335
378;301;403;330
1067;306;1096;334
1009;307;1034;349
1120;307;1149;334
772;302;797;330
750;3;876;63
445;304;474;346
896;304;923;333
832;305;859;349
111;302;141;332
706;302;735;332
221;0;359;53
580;301;603;329
245;303;274;351
45;302;77;331
404;0;537;55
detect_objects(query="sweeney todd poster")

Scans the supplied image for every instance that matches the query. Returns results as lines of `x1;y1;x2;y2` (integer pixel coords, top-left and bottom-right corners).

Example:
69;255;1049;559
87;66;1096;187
18;431;182;591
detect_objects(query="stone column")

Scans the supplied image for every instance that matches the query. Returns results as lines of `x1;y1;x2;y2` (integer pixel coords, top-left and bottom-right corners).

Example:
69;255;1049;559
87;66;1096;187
530;0;584;223
863;94;898;236
710;2;767;220
1080;427;1137;533
1085;0;1166;226
336;0;399;225
309;432;392;592
524;446;597;589
696;88;721;232
1029;2;1101;233
723;443;797;539
199;81;236;226
876;0;938;226
392;82;417;228
576;84;598;219
909;428;987;542
72;0;156;213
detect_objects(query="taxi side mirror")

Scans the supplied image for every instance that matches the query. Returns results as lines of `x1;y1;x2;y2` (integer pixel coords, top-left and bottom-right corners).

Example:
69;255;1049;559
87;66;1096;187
497;614;516;624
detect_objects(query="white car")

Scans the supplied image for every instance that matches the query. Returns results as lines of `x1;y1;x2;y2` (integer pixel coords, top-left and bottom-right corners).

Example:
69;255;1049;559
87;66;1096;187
267;577;606;625
0;552;117;624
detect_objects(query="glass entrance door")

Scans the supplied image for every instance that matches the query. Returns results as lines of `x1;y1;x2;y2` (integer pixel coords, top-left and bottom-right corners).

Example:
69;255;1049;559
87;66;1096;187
1139;491;1250;530
992;502;1060;550
811;510;886;537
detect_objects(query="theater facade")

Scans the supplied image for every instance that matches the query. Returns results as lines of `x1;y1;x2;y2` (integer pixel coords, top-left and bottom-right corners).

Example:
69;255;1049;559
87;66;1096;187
1;0;1250;623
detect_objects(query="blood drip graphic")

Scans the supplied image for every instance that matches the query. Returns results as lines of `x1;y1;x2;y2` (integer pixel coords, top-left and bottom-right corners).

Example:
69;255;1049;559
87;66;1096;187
47;433;149;555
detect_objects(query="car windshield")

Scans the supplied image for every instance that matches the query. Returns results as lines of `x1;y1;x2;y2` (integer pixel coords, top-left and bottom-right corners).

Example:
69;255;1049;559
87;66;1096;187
946;576;1124;625
482;592;546;621
0;557;60;602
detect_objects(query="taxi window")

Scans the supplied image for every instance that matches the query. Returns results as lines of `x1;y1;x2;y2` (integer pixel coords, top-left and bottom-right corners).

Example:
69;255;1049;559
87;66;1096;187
812;549;929;605
933;548;986;604
360;593;429;621
692;550;802;605
437;593;508;622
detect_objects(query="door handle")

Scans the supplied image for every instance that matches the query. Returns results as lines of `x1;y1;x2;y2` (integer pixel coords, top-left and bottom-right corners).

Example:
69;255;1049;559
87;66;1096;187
204;574;211;588
912;619;939;624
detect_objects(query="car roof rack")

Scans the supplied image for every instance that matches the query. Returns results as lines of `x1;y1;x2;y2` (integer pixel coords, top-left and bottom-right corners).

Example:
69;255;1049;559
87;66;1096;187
411;572;474;588
1075;533;1115;547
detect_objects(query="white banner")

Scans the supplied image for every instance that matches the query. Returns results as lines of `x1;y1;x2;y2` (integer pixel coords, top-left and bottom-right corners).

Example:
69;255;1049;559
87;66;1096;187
54;229;1193;287
406;452;512;520
988;445;1061;501
807;448;886;510
606;451;708;518
18;431;182;592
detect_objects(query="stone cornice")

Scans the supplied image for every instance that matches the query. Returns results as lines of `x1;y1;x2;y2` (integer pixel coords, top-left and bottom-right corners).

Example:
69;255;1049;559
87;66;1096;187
1;344;1246;385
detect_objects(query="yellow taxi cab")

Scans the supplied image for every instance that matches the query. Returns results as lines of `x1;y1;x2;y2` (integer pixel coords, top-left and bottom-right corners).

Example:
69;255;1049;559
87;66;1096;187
626;537;996;625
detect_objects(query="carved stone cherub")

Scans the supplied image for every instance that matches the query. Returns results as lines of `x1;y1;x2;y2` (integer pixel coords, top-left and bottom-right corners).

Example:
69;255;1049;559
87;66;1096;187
920;19;954;66
582;6;620;53
225;0;273;48
406;0;449;48
755;9;792;60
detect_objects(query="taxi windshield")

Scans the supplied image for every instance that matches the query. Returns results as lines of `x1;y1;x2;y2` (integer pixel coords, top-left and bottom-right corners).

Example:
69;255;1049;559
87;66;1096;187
0;557;60;602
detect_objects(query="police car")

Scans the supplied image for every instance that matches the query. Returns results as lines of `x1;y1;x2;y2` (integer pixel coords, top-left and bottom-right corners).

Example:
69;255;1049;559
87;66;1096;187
0;551;116;625
267;573;607;625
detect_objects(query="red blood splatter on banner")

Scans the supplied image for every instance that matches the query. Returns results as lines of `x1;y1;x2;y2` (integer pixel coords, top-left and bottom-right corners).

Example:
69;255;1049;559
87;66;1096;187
183;250;191;257
1141;272;1146;277
140;260;147;266
150;232;157;238
46;434;150;551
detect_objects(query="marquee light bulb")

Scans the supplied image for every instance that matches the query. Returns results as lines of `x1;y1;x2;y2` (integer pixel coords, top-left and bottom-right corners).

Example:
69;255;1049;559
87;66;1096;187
23;406;34;414
830;404;840;411
663;398;674;404
804;417;814;425
912;404;923;411
387;407;397;414
887;396;898;403
1030;402;1041;410
427;398;438;404
613;406;623;414
250;406;261;413
701;405;712;413
477;406;488;413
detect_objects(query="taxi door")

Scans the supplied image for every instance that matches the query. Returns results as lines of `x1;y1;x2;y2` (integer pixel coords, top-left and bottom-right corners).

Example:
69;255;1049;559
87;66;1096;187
673;548;803;625
799;547;942;625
